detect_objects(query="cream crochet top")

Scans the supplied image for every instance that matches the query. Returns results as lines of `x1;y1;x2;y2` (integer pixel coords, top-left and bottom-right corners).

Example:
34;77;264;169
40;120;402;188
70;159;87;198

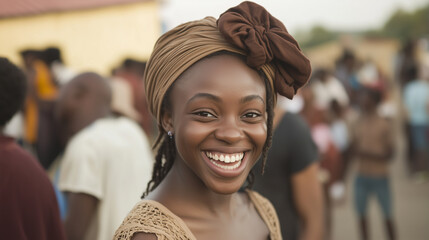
114;190;282;240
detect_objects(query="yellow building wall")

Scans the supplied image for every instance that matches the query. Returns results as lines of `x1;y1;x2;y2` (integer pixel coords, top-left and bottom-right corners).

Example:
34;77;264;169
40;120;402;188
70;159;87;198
0;1;160;75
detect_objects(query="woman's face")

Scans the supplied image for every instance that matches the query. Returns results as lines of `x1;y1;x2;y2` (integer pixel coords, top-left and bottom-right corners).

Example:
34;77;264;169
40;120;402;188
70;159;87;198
165;54;267;194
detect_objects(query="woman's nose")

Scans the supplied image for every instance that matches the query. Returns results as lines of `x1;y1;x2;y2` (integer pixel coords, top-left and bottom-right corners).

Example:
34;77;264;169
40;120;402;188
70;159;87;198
214;117;243;144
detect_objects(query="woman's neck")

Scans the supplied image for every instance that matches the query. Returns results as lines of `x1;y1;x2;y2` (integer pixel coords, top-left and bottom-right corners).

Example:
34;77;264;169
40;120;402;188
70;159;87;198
148;159;239;219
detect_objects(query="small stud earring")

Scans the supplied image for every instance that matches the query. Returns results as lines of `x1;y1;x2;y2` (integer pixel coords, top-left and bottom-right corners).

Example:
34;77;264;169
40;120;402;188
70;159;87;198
167;131;173;139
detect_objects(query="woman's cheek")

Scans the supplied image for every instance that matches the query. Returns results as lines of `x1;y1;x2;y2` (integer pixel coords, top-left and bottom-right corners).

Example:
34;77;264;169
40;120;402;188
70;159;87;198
248;122;267;151
177;121;214;145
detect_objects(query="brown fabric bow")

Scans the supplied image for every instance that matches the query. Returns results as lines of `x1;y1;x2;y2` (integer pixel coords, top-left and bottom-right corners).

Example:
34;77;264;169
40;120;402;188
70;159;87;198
218;1;311;99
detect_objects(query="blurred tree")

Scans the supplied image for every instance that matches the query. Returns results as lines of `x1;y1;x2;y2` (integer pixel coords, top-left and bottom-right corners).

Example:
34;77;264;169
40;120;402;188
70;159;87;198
380;4;429;42
299;25;338;49
297;3;429;49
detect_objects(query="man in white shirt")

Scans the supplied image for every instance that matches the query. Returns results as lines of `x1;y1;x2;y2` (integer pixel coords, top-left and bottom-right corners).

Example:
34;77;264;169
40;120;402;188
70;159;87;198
56;72;153;240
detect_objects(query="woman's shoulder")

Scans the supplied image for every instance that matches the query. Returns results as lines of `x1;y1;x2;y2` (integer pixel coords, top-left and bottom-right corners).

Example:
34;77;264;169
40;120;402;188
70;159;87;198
246;190;277;219
113;200;194;240
245;190;282;240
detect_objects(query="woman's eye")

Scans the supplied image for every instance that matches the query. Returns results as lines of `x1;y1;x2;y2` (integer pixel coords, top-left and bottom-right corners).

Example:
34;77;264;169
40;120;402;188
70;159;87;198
243;112;261;118
193;111;215;118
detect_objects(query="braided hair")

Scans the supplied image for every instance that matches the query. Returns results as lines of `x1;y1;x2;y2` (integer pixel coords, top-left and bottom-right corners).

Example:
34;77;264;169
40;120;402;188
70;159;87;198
142;53;275;198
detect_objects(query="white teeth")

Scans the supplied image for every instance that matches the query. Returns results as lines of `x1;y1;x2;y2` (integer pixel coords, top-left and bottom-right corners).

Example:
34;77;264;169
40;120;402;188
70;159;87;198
210;159;242;170
205;151;244;164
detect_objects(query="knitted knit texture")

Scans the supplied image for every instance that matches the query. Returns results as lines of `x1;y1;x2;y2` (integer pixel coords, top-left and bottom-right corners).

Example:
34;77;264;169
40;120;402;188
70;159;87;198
114;190;282;240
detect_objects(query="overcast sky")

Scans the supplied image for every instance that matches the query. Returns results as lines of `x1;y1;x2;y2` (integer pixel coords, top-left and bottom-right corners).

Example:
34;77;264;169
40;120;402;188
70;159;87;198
161;0;428;34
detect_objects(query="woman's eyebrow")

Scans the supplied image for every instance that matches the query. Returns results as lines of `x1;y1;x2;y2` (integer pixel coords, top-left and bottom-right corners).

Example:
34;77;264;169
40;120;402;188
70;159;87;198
187;93;221;104
240;95;265;105
187;93;264;105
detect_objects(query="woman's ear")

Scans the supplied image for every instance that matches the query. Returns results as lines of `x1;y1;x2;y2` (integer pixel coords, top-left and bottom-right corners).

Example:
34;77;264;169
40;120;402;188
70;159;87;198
161;110;174;133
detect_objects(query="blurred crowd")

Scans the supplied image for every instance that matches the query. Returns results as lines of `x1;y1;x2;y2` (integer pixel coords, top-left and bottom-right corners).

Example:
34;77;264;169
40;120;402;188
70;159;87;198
281;39;429;240
1;47;157;240
1;37;428;240
4;47;156;166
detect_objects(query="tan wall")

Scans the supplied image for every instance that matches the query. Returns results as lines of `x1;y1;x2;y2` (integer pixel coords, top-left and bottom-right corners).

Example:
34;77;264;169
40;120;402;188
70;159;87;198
353;38;400;78
306;37;400;78
0;1;160;75
305;42;343;70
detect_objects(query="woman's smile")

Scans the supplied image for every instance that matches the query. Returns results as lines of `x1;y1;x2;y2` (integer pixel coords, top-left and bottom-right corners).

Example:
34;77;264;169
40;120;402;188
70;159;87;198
202;150;247;176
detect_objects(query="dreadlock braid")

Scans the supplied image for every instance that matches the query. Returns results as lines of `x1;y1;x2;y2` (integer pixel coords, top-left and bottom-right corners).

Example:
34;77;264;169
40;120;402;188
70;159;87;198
245;71;275;189
142;134;176;198
261;72;275;173
142;86;176;198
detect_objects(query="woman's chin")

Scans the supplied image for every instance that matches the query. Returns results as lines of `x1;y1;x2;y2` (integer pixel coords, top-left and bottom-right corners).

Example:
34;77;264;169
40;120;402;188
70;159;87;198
205;179;247;195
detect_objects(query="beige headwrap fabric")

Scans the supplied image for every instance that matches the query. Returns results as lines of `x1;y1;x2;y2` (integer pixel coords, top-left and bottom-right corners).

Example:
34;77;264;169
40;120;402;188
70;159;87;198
144;1;311;145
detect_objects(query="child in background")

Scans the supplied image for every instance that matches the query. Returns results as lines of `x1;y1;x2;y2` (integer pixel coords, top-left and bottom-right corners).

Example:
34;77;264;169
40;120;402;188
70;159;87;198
348;87;396;240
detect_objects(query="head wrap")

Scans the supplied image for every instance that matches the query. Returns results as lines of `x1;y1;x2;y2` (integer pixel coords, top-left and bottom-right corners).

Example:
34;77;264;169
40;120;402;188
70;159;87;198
144;1;311;143
218;1;311;98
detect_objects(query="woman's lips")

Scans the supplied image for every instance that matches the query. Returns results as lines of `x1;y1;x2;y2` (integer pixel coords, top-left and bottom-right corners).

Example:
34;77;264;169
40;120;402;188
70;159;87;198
202;150;248;177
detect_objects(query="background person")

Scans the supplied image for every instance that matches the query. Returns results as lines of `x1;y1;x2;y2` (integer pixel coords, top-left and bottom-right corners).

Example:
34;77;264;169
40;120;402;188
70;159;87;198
347;87;396;240
112;58;155;139
402;64;429;179
253;99;324;240
0;57;65;240
19;49;60;169
56;72;154;240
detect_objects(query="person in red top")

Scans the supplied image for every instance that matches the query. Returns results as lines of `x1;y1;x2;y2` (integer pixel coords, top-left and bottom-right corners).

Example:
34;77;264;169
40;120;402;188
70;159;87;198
0;57;65;240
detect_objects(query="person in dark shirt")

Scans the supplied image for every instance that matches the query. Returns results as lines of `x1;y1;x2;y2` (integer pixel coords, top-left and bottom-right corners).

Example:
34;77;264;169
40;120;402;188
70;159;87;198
0;57;65;240
253;101;324;240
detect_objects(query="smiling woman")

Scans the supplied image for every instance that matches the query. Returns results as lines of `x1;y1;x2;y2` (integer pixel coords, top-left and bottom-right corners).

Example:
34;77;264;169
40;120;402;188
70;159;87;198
114;1;311;240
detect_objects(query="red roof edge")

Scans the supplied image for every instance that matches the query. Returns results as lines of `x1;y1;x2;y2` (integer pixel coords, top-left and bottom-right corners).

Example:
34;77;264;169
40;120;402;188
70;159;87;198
0;0;153;19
